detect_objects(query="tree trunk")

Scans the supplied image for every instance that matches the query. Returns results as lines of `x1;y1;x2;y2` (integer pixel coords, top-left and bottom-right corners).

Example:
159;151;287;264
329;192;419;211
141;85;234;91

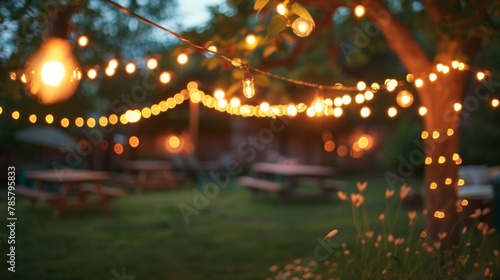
420;68;468;250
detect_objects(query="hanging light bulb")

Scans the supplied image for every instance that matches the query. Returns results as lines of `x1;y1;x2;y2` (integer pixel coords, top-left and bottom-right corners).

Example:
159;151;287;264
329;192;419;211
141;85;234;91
396;90;414;108
291;17;314;37
23;7;80;105
242;68;255;98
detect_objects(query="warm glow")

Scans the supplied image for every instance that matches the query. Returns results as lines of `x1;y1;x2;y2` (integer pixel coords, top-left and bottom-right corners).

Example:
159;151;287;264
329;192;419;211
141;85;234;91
453;103;462;111
451;61;459;69
86;117;96;128
438;156;446;164
492;99;499;108
147;58;158;69
60;118;69;128
419;106;427;116
406;74;414;82
105;67;115;76
125;62;136;74
447;128;454;136
357;81;366;91
41;61;65;87
324;140;335;152
108;59;118;69
125;109;141;123
177;53;189;65
99;116;108;126
75;117;84;127
360;107;371;118
108;114;118;125
29;114;37;123
276;3;286;15
430;182;437;189
425;157;432;165
386;79;398;91
87;69;97;79
387;107;397;117
461;199;469;206
333;107;343;117
42;115;53;125
207;45;217;53
458;62;465;71
354;5;365;17
452;153;459;161
287;104;297;116
355;93;365;104
337;145;348;157
230;97;241;107
358;135;372;150
12;111;19;120
159;71;171;84
429;73;437;82
432;131;440;139
141;107;152;118
415;79;424;88
457;179;465;186
291;17;314;37
421;131;429;139
114;143;124;155
396;90;414;108
434;211;445;219
214;89;225;100
78;35;88;47
364;90;374;100
445;178;452;185
242;74;255;98
245;34;257;47
260;102;270;112
476;71;485;81
129;136;139;148
342;95;352;105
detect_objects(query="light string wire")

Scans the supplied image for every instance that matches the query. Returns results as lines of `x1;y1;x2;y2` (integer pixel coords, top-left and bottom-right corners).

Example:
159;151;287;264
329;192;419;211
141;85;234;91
102;0;383;92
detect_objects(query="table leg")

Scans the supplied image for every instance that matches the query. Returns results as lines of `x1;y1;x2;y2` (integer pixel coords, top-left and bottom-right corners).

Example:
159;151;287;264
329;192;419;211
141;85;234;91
94;182;110;214
53;184;70;219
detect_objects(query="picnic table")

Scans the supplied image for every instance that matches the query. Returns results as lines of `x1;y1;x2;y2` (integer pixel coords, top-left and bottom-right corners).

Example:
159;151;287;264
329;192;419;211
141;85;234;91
16;169;124;218
114;160;185;193
238;162;345;200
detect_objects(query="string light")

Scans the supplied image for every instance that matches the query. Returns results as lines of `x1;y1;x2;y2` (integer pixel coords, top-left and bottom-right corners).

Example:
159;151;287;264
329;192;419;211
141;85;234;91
476;71;485;81
291;17;314;37
146;58;158;69
245;34;257;47
418;106;427;116
354;5;365;18
276;3;286;15
78;35;88;47
492;99;499;108
360;107;371;118
159;71;171;84
213;88;225;100
242;67;255;98
453;103;462;112
387;106;397;117
396;90;414;108
125;62;136;74
87;68;97;79
177;53;188;65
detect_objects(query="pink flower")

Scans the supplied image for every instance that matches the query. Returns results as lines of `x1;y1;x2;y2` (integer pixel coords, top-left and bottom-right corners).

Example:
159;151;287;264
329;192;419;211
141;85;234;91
385;189;394;198
400;184;412;200
350;193;364;207
408;211;417;222
438;232;447;240
470;209;481;218
323;229;339;240
337;191;348;201
357;181;367;193
379;213;385;221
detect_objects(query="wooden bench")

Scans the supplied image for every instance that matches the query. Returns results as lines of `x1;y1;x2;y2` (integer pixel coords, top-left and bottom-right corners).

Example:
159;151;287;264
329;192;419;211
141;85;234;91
80;183;126;197
238;176;285;198
16;185;60;209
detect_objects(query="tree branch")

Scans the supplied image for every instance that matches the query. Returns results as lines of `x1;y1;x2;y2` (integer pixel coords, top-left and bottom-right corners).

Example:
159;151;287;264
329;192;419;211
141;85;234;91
422;0;443;24
362;0;433;75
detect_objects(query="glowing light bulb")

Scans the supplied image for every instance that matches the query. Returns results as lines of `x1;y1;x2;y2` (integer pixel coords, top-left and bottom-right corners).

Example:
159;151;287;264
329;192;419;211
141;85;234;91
429;73;437;82
396;90;414;108
108;59;118;69
213;89;225;100
242;70;255;98
260;102;270;112
342;95;351;105
354;5;365;17
419;106;427;116
87;68;97;80
125;62;136;74
177;53;188;65
147;58;158;69
276;3;286;15
415;79;424;88
125;109;141;123
364;91;374;100
23;38;80;104
387;106;397;117
492;99;499;108
291;17;314;37
159;72;171;84
245;34;257;47
453;103;462;111
476;71;485;81
360;107;371;118
230;97;241;107
78;35;88;47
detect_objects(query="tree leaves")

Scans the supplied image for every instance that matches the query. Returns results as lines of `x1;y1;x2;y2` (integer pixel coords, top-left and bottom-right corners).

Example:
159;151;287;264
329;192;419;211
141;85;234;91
254;0;270;12
291;2;315;26
266;15;288;38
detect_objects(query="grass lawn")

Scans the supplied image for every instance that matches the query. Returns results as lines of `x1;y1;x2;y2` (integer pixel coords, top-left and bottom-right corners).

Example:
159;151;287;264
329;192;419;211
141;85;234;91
0;174;463;280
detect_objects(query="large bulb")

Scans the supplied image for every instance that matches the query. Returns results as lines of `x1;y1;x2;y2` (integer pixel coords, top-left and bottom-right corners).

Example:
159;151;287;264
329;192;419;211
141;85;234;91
291;17;314;37
242;71;255;98
24;38;80;105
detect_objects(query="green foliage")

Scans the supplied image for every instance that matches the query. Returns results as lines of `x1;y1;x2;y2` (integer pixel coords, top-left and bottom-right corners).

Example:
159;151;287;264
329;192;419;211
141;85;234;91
266;14;288;38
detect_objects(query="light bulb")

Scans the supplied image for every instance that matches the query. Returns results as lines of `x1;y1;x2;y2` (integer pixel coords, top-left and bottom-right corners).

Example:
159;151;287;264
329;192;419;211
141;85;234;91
177;53;188;65
242;71;255;98
396;90;414;108
23;38;80;105
354;5;365;18
291;17;314;37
